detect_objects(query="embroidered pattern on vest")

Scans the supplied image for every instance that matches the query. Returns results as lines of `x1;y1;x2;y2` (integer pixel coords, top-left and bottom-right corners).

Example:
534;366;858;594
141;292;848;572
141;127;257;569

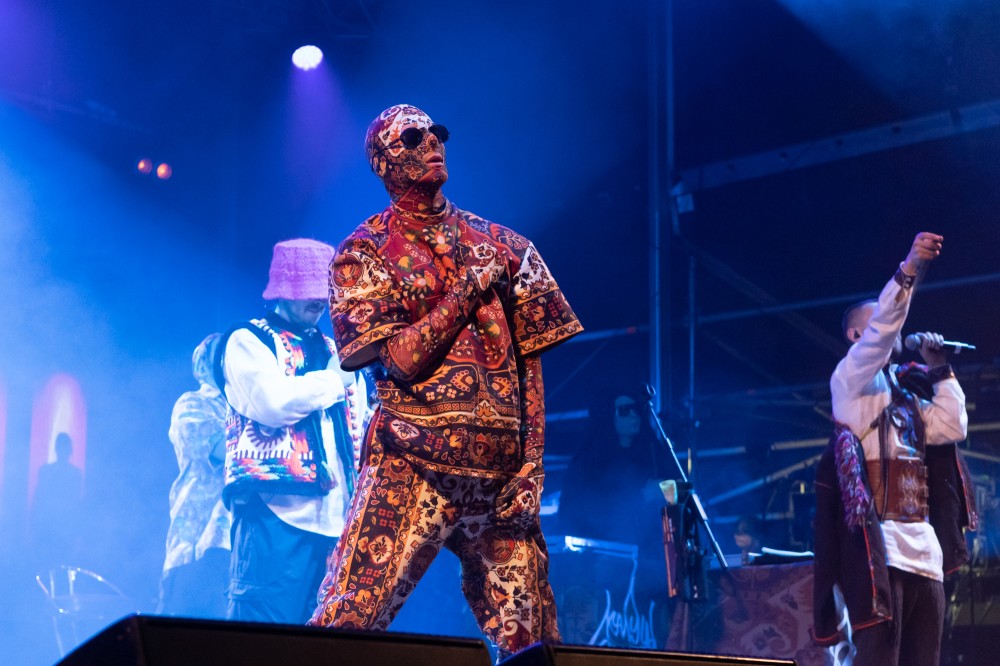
223;319;332;499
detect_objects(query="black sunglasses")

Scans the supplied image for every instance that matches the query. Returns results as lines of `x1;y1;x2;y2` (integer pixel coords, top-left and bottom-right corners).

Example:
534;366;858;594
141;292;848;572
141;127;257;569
375;124;450;155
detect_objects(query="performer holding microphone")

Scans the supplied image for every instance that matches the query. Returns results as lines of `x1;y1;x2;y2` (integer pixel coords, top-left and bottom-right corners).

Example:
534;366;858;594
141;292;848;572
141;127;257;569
813;232;978;665
904;331;976;353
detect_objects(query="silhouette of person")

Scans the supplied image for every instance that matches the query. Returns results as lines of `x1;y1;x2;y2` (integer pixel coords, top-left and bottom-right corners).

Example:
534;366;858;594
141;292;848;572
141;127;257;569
31;433;84;569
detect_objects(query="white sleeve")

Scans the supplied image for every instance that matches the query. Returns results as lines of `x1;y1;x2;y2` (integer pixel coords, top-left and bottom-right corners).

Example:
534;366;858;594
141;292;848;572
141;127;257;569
831;273;911;405
922;377;968;445
222;329;345;428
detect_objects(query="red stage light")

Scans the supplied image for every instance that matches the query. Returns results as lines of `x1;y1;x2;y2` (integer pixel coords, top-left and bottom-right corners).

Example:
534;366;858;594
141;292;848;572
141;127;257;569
156;163;172;180
137;158;153;174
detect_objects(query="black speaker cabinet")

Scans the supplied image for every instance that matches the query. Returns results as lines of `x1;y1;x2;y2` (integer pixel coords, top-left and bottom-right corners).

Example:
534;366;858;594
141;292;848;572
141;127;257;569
499;642;797;666
58;614;491;666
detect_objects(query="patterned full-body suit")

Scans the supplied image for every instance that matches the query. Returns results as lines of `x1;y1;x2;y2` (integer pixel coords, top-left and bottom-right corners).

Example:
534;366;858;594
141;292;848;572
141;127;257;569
310;104;582;661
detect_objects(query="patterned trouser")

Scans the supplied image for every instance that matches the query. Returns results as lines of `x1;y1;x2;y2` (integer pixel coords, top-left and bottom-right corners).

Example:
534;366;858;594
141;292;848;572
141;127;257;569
308;446;560;661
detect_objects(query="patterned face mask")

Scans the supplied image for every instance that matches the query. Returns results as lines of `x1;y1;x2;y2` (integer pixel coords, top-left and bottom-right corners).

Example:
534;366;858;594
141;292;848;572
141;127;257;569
365;104;448;195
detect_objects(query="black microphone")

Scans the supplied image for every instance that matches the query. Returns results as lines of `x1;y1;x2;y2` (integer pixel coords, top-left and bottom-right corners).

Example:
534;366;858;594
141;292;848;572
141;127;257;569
903;333;976;352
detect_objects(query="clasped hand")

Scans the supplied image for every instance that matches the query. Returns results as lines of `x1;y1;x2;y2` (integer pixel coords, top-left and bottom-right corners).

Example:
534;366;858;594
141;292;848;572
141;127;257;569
460;241;506;293
494;463;543;530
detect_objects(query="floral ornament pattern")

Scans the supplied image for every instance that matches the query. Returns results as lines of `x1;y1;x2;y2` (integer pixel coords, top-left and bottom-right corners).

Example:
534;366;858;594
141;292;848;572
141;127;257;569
422;222;456;256
329;204;581;478
309;449;560;661
401;268;437;301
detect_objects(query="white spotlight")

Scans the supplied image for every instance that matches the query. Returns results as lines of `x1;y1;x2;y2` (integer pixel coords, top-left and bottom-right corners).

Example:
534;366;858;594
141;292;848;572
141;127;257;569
292;45;323;71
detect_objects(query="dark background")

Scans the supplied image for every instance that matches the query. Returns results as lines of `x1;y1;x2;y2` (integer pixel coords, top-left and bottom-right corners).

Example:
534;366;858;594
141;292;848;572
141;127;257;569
2;1;998;663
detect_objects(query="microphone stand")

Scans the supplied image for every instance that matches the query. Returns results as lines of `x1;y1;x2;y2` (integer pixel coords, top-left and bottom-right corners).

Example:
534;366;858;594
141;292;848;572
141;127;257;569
647;386;728;605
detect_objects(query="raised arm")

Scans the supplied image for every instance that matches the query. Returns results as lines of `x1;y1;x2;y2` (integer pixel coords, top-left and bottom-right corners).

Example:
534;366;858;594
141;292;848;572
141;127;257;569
831;233;943;402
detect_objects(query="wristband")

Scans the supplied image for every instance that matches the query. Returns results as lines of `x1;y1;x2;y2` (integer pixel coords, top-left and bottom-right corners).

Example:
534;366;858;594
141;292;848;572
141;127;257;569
894;262;917;289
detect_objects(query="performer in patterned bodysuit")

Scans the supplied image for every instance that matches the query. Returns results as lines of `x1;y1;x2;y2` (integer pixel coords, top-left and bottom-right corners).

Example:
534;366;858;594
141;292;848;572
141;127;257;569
309;104;582;661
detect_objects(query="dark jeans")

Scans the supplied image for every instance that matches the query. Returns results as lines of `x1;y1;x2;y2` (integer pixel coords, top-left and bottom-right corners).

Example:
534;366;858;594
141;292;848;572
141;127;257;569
227;494;337;624
852;566;945;666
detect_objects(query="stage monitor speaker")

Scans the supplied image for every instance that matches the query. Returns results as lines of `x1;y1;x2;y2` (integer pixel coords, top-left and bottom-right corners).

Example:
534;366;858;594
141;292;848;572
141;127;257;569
499;642;796;666
58;614;491;666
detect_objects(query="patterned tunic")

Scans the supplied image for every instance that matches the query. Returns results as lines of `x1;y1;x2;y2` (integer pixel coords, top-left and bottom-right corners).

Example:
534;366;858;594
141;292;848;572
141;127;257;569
330;201;582;478
163;384;231;572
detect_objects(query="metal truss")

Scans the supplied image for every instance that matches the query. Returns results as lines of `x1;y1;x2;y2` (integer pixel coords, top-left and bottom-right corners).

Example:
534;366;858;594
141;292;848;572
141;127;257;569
677;98;1000;196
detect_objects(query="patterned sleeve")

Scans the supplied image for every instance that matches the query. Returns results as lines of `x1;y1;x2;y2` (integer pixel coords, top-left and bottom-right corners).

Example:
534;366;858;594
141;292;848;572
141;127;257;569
508;242;583;357
168;390;227;467
329;232;411;370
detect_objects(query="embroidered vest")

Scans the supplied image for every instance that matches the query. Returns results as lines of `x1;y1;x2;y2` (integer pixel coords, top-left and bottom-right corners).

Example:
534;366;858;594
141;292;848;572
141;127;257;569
218;318;355;504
